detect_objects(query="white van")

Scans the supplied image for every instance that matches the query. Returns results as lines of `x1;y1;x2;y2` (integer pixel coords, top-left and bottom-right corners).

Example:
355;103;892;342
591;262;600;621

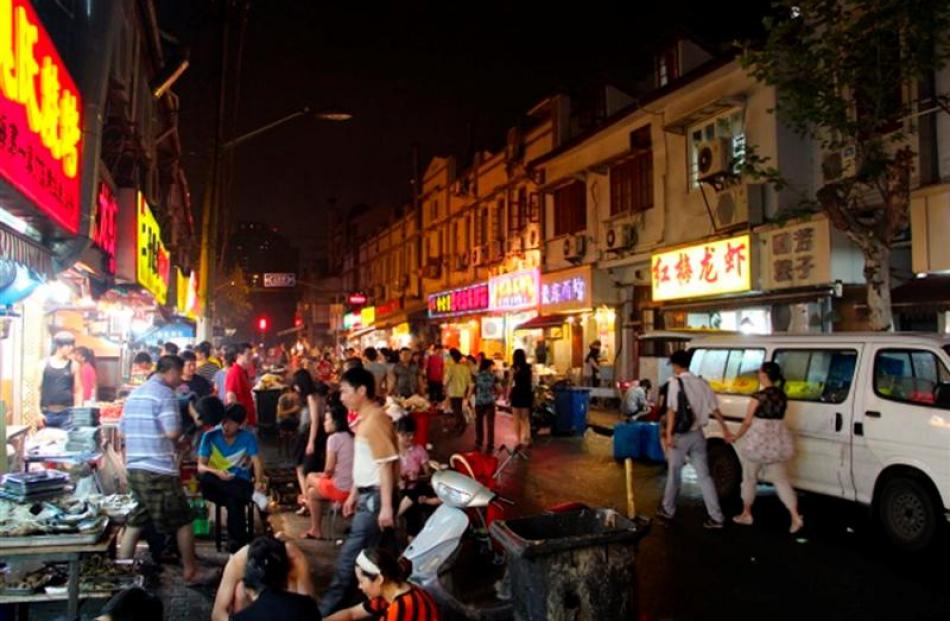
688;333;950;550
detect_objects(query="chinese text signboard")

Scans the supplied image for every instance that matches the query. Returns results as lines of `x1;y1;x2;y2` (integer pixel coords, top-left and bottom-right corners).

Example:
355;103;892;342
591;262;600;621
360;306;375;328
263;272;296;288
136;192;169;305
0;0;83;233
428;282;490;318
376;299;402;318
760;218;831;290
92;180;117;274
541;265;592;312
175;268;200;320
343;312;361;331
489;269;539;312
651;234;752;301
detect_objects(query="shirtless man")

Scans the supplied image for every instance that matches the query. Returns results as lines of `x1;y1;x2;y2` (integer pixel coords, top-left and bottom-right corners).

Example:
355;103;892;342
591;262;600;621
211;534;316;621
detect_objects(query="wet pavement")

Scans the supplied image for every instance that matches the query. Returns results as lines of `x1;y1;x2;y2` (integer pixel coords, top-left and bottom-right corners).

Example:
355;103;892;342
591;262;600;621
17;408;950;620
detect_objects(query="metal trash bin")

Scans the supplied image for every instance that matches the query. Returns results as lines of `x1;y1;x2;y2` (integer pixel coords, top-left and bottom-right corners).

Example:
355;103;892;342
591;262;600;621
254;388;281;433
489;508;650;621
553;387;590;436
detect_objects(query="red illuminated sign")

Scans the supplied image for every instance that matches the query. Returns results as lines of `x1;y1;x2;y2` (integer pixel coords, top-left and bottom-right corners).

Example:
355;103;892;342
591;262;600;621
92;181;117;274
376;299;402;318
0;0;83;233
347;292;368;306
428;283;490;318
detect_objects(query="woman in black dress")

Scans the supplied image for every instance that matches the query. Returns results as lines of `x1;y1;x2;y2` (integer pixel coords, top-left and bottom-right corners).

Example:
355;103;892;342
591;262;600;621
509;349;533;450
291;370;328;516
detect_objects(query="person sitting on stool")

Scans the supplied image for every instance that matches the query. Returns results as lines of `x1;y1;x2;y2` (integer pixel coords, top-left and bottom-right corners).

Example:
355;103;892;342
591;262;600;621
197;403;267;552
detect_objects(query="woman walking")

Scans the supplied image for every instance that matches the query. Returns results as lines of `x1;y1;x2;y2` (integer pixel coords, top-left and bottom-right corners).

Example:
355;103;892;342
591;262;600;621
443;348;472;435
291;369;328;516
509;349;533;451
730;361;804;534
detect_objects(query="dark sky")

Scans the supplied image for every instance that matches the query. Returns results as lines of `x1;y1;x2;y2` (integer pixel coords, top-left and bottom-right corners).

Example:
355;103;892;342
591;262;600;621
158;1;769;246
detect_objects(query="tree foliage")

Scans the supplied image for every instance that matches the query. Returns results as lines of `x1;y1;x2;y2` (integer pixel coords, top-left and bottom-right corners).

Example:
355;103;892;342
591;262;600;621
741;0;950;330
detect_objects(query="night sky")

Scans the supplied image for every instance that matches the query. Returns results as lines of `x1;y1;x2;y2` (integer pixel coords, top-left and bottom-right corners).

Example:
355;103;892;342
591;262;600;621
158;1;770;252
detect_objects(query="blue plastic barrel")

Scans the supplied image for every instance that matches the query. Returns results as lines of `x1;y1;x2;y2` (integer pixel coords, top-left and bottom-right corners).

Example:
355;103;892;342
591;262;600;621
553;387;590;436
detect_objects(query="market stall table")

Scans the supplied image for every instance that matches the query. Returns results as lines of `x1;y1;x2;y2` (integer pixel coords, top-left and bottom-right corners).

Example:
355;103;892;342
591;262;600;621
0;527;118;619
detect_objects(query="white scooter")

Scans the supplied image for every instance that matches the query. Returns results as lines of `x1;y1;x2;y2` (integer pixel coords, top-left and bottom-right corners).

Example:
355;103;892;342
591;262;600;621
402;459;513;620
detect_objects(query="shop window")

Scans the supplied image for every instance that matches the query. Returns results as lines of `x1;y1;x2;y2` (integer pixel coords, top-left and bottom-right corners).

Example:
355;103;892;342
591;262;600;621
554;181;586;237
874;349;950;408
689;347;764;395
688;110;745;189
773;349;858;403
610;126;653;216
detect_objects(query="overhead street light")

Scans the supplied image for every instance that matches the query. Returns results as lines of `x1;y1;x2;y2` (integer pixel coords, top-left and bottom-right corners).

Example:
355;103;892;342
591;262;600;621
221;106;352;151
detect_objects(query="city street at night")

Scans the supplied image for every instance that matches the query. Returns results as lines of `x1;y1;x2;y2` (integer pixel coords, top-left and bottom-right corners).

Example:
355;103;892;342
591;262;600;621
2;1;950;620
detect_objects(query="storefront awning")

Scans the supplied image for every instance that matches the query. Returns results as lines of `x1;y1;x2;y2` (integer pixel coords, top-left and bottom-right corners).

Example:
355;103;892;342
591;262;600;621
890;276;950;312
515;314;568;331
659;287;834;313
0;226;53;278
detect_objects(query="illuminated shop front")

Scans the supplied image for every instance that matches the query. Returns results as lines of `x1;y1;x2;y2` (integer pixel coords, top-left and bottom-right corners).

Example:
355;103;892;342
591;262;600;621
428;282;492;356
488;269;540;362
517;265;617;380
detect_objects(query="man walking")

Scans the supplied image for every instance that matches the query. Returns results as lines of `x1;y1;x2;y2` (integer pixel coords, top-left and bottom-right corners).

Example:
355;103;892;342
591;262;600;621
225;343;257;427
319;367;399;616
388;347;421;399
657;350;734;529
425;343;445;402
118;355;213;584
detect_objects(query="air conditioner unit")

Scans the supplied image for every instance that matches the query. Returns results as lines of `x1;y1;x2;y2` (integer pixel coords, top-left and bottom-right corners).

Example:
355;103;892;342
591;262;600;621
711;183;764;230
563;234;586;262
471;245;485;266
507;235;524;254
821;144;858;183
455;252;469;270
696;137;734;180
489;240;505;262
605;223;636;251
523;223;541;249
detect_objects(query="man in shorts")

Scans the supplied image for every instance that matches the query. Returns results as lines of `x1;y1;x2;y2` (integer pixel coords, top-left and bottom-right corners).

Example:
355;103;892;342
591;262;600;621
118;355;213;584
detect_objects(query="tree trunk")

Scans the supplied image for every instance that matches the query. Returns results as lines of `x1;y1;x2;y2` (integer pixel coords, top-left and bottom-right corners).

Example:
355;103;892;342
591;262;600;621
862;242;893;331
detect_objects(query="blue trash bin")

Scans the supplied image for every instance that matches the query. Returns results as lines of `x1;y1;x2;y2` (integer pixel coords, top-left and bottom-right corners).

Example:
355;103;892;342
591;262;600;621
613;421;642;460
553;387;590;436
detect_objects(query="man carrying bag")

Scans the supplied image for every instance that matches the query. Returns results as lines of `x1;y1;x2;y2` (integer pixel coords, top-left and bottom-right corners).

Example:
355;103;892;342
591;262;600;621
657;350;734;529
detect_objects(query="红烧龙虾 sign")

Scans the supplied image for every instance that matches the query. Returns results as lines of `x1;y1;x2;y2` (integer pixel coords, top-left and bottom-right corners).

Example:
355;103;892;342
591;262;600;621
0;0;83;233
651;235;752;301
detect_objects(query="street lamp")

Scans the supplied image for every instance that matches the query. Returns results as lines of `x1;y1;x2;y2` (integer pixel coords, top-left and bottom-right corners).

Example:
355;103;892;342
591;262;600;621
198;106;352;341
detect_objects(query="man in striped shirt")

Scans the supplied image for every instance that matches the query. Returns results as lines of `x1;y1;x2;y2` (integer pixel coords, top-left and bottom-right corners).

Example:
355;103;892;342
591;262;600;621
118;355;211;584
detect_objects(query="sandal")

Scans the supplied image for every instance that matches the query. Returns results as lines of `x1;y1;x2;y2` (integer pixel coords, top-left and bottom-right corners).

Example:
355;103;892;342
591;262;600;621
732;514;753;526
296;506;310;516
789;516;805;535
302;531;328;541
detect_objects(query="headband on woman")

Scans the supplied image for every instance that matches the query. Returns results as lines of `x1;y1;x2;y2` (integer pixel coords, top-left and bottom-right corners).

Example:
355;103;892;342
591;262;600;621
356;550;381;576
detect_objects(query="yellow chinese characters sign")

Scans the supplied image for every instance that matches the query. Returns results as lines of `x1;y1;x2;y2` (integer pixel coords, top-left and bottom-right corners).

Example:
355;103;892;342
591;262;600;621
651;235;752;301
136;193;170;305
360;306;375;328
176;268;201;320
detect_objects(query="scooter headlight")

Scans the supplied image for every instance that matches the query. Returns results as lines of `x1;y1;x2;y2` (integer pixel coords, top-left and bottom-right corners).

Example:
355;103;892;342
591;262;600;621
436;481;473;507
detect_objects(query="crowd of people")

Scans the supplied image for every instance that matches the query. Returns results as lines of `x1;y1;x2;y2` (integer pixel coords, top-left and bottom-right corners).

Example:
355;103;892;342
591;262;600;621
104;337;547;619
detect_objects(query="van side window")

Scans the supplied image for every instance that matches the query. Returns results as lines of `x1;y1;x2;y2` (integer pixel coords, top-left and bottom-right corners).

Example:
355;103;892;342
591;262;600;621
874;349;950;408
773;349;857;403
689;348;764;395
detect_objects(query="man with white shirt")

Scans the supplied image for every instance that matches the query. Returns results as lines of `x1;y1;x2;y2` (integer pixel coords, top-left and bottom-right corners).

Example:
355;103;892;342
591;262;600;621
319;366;399;615
657;350;734;529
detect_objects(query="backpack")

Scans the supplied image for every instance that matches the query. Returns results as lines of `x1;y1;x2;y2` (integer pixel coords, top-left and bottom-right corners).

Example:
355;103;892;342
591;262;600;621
673;377;695;434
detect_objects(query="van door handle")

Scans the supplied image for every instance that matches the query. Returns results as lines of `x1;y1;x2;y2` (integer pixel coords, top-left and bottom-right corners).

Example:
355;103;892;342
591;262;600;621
866;410;882;418
835;412;843;432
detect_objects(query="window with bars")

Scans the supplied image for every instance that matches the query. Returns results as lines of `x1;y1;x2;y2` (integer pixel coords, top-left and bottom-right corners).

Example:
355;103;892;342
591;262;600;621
611;126;653;215
492;199;505;241
508;187;528;233
688;110;745;189
553;181;587;236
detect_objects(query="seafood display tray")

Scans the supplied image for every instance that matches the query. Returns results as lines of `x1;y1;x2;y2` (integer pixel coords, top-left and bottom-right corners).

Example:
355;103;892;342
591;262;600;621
0;524;107;549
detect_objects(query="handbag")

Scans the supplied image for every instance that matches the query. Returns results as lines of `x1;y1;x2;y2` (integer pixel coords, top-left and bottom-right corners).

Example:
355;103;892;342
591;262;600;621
742;418;795;464
673;377;695;434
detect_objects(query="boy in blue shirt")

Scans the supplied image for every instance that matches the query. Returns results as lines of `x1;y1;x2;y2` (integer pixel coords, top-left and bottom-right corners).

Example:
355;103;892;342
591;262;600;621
197;403;267;552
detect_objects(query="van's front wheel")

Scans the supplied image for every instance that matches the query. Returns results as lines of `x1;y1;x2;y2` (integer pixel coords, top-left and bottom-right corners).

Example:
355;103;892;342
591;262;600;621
707;442;741;505
878;475;940;552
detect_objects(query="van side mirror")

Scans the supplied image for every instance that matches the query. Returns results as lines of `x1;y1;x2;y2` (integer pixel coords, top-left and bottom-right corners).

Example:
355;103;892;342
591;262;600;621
935;383;950;409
